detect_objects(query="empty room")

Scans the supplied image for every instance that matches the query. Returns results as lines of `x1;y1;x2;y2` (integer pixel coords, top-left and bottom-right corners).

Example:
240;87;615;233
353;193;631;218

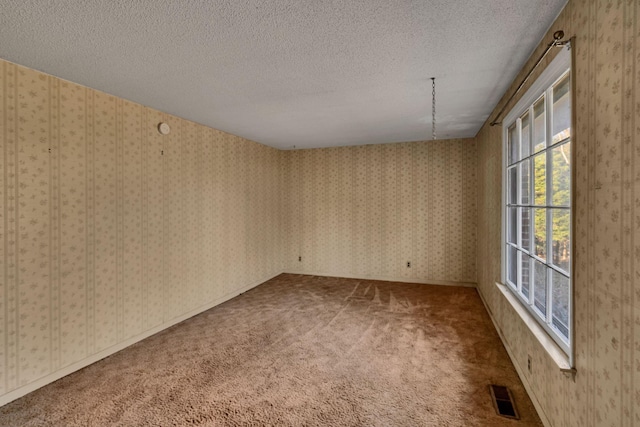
0;0;638;426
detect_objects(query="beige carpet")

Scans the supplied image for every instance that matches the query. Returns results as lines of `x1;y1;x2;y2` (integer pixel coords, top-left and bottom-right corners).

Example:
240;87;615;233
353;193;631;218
0;274;542;426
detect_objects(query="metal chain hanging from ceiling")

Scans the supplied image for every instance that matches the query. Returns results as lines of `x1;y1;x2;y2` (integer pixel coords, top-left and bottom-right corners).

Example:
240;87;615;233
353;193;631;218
431;77;436;140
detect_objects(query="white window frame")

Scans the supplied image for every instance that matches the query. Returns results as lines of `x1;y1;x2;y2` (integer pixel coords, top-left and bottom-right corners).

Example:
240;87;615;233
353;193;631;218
501;46;572;356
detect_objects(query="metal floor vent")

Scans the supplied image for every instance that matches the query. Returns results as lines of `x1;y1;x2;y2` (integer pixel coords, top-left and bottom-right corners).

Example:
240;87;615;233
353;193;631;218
490;385;519;420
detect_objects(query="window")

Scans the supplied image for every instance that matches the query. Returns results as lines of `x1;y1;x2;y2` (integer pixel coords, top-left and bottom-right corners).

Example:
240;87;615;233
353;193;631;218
502;47;572;354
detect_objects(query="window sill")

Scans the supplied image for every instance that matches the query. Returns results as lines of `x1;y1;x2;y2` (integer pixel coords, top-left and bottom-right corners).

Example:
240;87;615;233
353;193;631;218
494;282;574;375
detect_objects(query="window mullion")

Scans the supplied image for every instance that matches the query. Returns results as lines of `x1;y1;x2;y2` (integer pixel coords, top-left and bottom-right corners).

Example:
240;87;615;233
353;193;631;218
517;117;523;162
546;265;553;324
525;105;531;305
545;88;554;325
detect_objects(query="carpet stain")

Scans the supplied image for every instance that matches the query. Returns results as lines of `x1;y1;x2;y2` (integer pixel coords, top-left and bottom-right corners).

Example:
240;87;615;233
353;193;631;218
0;274;542;426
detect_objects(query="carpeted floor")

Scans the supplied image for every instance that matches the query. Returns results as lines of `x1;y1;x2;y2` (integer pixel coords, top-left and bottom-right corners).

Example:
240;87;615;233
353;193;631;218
0;274;542;426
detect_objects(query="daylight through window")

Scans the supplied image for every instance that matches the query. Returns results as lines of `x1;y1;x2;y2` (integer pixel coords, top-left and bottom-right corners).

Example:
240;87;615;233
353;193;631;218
504;61;572;353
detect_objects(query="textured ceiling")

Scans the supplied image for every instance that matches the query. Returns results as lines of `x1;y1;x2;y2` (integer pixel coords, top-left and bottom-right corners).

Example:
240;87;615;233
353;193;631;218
0;0;567;149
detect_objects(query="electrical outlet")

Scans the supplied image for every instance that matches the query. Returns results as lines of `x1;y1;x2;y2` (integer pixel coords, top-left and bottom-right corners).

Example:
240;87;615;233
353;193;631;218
527;355;532;373
298;256;302;262
407;261;411;268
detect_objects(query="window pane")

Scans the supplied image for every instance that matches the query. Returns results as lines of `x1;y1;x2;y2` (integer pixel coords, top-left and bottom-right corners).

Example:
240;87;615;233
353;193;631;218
533;208;546;260
508;166;517;205
551;142;571;206
520;251;531;299
533;260;547;316
508;124;518;165
508;245;517;286
520;159;530;205
520;207;531;252
552;73;571;144
551;209;571;272
533;153;546;205
502;61;572;353
521;112;531;159
533;97;546;152
508;207;517;244
551;270;570;341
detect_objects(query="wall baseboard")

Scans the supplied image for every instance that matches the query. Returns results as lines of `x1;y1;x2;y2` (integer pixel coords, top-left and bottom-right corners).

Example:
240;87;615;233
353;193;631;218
475;286;551;427
0;271;283;408
283;270;476;288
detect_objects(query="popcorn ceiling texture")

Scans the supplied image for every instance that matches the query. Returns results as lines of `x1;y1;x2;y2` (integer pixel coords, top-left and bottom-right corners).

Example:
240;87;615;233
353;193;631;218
0;274;543;426
476;0;640;426
0;0;566;149
5;2;637;425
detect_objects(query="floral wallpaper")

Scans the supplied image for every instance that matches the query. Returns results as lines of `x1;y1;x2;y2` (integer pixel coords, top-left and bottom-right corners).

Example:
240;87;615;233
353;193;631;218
283;140;477;285
0;59;284;404
476;0;640;426
2;0;637;421
0;58;478;405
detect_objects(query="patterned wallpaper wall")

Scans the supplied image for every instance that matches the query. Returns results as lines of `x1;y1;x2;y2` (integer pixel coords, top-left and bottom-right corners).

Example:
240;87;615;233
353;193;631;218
283;140;477;284
0;59;284;403
476;0;639;426
6;2;637;421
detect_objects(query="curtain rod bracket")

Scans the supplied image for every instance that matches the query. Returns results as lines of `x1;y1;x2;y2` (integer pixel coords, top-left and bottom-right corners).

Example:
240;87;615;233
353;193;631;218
489;30;571;127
